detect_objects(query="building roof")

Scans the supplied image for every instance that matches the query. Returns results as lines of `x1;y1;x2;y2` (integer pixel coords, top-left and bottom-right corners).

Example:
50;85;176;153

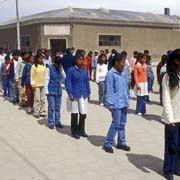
0;7;180;28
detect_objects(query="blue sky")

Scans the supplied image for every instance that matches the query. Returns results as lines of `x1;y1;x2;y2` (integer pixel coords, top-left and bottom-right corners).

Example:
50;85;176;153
0;0;179;21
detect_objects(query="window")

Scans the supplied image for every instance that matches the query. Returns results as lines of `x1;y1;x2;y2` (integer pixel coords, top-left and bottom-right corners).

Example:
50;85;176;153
21;36;30;47
99;35;121;46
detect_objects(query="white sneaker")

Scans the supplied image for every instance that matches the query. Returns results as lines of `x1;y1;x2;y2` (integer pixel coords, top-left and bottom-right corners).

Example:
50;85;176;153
100;103;104;106
137;113;142;116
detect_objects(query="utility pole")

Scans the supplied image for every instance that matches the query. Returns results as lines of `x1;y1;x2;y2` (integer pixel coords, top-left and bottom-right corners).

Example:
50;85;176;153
16;0;20;50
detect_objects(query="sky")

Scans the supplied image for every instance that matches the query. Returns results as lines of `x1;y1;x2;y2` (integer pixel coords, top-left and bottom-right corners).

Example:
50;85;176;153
0;0;179;21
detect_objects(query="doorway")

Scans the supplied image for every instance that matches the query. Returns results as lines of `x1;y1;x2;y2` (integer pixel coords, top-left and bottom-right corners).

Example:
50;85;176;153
50;39;67;54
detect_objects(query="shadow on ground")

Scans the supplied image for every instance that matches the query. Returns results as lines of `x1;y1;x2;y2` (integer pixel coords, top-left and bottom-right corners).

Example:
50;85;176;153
126;153;163;176
87;135;105;147
89;100;99;106
37;118;72;137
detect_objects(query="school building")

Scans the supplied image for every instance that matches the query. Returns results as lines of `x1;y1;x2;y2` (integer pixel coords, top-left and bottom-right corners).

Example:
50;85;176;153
0;7;180;59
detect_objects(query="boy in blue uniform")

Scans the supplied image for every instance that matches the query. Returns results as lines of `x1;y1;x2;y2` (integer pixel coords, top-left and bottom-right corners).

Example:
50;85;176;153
65;52;90;139
103;53;130;153
45;56;66;129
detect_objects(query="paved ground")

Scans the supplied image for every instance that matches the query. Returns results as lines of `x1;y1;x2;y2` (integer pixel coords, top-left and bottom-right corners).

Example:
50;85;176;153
0;79;179;180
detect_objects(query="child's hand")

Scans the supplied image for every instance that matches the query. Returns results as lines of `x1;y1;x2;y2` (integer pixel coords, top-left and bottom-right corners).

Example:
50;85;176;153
108;108;113;112
70;96;74;101
88;97;90;102
137;86;141;90
170;123;176;127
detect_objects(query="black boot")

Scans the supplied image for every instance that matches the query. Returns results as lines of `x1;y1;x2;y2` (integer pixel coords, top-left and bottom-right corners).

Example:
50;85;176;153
79;114;88;138
71;113;80;139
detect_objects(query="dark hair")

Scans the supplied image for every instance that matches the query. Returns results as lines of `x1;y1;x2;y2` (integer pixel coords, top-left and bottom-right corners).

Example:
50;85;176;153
87;51;93;56
75;49;86;57
136;53;145;63
75;53;84;61
121;51;128;58
98;54;107;65
133;51;138;55
112;53;123;66
161;55;167;64
167;49;180;89
144;50;149;55
5;56;10;61
27;54;34;63
54;56;63;65
21;51;29;57
34;54;44;67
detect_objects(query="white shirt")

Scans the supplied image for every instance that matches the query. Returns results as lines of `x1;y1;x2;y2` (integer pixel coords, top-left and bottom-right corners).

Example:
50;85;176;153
162;74;180;124
96;63;108;83
0;54;5;69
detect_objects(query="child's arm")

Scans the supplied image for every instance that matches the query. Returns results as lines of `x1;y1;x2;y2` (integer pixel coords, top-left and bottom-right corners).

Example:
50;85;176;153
44;68;50;95
65;69;73;98
105;72;114;110
30;65;35;88
134;65;140;89
162;74;174;124
21;65;27;87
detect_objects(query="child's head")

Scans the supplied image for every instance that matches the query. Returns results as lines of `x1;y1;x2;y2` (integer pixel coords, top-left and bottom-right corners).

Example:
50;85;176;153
12;50;20;61
5;56;10;63
98;54;107;64
161;55;167;64
121;51;128;60
35;54;43;66
54;56;63;68
87;51;93;57
112;53;125;71
137;53;146;64
21;51;29;62
167;49;180;89
133;51;138;58
144;50;149;55
75;53;84;68
28;55;34;64
146;55;151;64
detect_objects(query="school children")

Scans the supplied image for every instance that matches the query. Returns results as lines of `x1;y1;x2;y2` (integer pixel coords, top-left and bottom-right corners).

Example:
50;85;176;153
0;56;10;98
134;53;148;116
65;52;90;139
30;54;46;118
103;53;130;153
21;55;35;114
162;49;180;180
96;53;108;106
44;56;66;129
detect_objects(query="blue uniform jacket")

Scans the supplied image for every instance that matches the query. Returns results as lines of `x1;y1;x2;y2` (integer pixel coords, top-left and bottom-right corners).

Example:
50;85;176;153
65;66;91;98
21;63;32;86
105;67;130;109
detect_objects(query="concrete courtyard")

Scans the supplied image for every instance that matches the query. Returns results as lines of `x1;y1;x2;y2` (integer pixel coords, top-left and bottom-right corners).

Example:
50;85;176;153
0;80;179;180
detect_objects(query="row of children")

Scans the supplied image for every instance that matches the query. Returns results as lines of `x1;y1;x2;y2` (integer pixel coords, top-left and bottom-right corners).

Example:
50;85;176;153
1;46;180;180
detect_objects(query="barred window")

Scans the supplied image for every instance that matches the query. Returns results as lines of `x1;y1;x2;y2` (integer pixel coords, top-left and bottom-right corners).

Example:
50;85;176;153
99;35;121;46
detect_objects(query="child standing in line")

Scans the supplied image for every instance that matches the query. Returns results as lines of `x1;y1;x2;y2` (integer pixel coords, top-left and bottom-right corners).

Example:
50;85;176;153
0;56;10;98
30;54;46;118
65;52;90;139
44;56;66;129
96;54;108;106
134;53;148;116
103;53;130;153
21;55;35;114
146;55;154;102
162;49;180;180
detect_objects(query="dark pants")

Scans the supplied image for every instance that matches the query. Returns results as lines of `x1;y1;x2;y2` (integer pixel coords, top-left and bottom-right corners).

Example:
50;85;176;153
3;78;10;97
136;96;147;114
9;79;19;103
25;85;34;108
131;71;135;89
98;81;105;104
163;123;180;175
